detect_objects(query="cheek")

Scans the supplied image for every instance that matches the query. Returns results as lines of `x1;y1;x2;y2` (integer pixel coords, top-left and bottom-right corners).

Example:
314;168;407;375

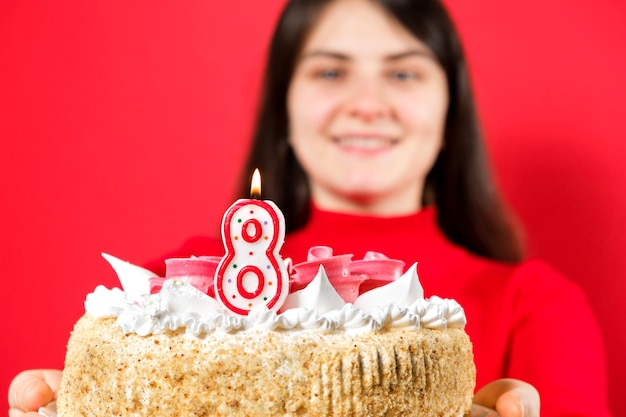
397;90;448;139
288;84;339;138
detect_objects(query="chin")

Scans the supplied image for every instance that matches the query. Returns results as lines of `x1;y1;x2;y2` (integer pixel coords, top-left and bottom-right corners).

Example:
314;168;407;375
339;187;393;205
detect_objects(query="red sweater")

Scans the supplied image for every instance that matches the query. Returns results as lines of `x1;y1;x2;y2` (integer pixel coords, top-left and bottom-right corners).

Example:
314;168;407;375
160;205;611;417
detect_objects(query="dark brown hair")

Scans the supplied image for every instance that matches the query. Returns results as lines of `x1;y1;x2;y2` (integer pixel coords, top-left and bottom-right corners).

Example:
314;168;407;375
241;0;524;262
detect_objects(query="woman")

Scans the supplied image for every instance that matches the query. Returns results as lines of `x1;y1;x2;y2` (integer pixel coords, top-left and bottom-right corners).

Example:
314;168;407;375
9;0;610;416
242;1;608;415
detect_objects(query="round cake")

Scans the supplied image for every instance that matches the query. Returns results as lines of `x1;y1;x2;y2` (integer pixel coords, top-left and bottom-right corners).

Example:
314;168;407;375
57;249;475;416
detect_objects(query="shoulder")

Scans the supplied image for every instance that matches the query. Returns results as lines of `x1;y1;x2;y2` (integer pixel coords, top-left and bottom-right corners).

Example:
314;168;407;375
463;253;582;293
480;256;589;303
451;254;591;314
493;258;595;324
508;259;587;299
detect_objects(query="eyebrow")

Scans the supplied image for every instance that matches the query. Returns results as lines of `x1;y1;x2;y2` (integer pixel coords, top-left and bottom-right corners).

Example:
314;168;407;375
299;49;435;62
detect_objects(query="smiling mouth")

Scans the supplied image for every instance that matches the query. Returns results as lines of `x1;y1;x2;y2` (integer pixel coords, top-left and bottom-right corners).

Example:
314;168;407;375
332;136;399;151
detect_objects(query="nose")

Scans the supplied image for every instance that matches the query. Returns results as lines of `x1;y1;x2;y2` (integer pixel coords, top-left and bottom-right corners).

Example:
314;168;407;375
344;78;391;122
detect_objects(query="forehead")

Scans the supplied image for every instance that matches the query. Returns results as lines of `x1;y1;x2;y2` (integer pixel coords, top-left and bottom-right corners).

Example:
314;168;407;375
301;0;430;57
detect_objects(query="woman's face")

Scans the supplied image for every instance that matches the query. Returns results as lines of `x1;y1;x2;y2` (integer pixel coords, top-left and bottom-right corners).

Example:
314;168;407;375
287;0;448;215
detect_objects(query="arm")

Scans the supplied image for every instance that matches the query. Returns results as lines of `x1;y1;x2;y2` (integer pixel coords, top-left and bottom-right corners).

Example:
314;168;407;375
505;261;611;417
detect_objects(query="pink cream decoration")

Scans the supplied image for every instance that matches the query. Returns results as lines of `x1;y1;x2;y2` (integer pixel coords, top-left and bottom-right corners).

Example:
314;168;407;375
148;277;165;295
137;246;406;308
291;246;353;292
290;247;405;303
149;256;221;296
348;251;405;295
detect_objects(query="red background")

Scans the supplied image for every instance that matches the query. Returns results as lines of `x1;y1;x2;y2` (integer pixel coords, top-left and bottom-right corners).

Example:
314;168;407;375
1;1;625;414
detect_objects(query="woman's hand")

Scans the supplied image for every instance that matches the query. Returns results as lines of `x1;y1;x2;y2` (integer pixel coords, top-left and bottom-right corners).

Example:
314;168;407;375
8;370;62;417
474;378;540;417
8;372;538;417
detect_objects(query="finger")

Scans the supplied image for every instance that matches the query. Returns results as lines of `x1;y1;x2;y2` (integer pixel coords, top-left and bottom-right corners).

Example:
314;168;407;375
495;386;540;417
473;378;540;417
8;370;62;412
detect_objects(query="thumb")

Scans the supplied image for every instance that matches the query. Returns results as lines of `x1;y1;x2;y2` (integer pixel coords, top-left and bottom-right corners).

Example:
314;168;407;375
8;370;62;412
474;378;540;417
495;387;539;417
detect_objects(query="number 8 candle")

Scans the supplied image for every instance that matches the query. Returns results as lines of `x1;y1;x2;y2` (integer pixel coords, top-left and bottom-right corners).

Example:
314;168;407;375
214;169;289;316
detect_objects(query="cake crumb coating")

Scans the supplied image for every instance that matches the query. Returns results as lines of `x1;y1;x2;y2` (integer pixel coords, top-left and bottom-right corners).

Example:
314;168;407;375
58;314;475;416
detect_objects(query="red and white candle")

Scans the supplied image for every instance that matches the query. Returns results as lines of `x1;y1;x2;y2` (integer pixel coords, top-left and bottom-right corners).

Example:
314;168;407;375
214;169;289;316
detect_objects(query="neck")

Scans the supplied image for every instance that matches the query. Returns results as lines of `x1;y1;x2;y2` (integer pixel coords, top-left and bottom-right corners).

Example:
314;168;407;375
310;187;422;217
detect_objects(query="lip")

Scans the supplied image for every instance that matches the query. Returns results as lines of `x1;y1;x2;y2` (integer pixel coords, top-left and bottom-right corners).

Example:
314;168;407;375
331;134;400;154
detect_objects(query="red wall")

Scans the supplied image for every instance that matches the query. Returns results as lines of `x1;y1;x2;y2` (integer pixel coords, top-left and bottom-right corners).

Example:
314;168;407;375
2;1;625;413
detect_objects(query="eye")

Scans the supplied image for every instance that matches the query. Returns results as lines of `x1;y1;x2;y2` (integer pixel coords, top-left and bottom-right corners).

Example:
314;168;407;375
315;68;344;80
389;70;417;82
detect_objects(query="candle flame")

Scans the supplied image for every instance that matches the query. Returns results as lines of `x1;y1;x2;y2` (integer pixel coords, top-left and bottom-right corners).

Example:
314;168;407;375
250;168;261;198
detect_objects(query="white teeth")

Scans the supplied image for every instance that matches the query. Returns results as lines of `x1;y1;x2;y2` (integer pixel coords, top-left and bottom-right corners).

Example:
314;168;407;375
334;137;393;149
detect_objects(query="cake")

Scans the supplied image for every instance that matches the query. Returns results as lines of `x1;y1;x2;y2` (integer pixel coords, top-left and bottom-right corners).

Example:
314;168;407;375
57;246;475;417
